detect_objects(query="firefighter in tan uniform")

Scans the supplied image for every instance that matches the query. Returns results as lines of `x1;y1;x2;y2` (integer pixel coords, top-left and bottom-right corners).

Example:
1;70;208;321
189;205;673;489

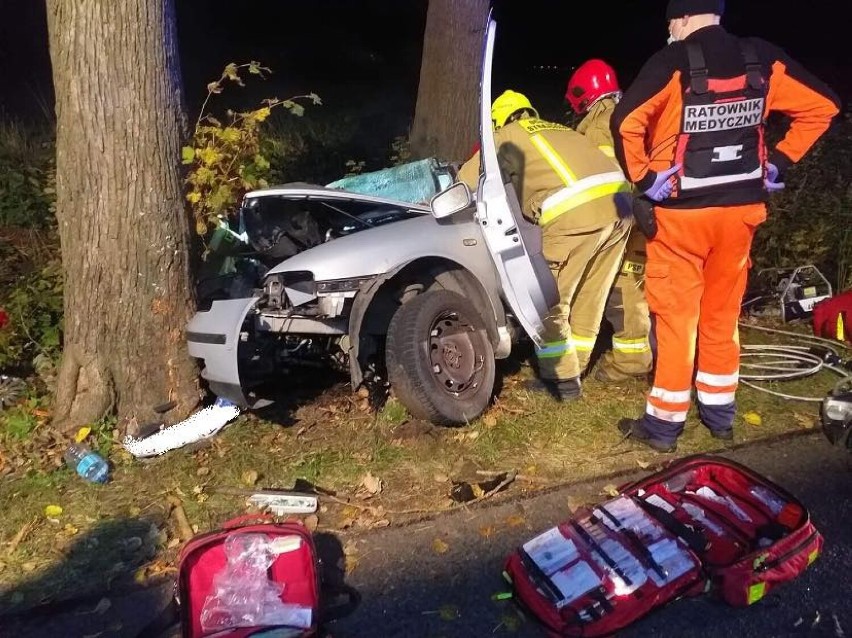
567;60;653;382
458;90;632;401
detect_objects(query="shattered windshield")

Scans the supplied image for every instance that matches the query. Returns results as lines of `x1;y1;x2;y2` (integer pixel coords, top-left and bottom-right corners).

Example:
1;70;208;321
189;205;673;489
240;195;423;261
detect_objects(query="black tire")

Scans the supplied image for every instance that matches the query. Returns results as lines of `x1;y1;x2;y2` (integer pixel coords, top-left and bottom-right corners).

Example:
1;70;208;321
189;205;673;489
386;289;495;425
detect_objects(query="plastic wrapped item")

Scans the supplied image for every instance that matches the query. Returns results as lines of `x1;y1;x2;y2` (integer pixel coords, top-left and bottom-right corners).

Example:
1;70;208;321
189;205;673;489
692;487;753;523
681;502;728;537
662;470;694;494
646;538;696;587
748;486;786;515
200;533;312;632
523;527;579;575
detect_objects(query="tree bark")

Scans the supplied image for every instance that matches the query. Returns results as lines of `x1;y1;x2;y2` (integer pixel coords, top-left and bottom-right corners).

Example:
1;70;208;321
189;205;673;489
409;0;490;163
46;0;201;434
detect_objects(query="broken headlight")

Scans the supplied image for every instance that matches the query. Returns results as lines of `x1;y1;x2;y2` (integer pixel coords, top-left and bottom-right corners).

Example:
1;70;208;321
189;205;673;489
315;276;375;293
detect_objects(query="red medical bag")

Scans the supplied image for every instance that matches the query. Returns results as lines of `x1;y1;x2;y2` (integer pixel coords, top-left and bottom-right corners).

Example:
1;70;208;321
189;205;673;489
812;290;851;343
504;455;822;637
175;515;321;638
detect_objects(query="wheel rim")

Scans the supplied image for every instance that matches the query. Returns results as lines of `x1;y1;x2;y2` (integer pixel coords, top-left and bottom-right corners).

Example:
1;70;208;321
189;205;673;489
428;310;484;397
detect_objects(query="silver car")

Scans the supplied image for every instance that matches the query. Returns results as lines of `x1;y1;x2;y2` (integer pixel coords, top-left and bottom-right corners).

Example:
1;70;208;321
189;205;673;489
186;15;558;425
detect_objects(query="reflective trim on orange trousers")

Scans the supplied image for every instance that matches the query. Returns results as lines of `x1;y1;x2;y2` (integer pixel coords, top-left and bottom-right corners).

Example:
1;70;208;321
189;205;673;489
642;203;767;439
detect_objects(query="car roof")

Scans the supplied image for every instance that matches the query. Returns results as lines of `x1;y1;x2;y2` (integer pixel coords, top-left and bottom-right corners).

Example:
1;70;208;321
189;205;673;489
244;182;432;212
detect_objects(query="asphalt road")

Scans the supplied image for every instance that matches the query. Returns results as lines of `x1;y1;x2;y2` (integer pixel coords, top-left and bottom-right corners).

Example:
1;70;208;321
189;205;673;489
4;432;850;638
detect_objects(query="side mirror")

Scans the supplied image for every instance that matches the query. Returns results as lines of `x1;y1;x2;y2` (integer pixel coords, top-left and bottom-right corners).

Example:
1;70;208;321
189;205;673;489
430;182;473;219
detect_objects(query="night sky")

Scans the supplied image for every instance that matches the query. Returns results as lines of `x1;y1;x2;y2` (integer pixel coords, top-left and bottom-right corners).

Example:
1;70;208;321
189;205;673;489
1;0;847;129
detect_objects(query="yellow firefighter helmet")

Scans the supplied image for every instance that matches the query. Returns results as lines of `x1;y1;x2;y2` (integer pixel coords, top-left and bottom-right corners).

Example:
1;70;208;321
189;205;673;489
491;90;538;129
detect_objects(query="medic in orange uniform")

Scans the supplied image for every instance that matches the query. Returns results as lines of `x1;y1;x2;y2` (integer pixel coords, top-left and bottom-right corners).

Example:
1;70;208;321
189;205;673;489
610;0;840;451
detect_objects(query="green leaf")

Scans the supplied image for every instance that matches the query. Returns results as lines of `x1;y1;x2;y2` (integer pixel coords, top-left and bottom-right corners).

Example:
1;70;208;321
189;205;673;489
181;146;196;164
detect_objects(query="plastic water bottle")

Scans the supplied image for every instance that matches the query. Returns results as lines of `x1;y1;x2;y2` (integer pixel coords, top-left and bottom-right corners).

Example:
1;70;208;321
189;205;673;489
64;442;109;484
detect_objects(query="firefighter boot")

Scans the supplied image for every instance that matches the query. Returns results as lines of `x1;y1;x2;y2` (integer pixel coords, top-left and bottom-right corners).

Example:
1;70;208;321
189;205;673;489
524;377;582;402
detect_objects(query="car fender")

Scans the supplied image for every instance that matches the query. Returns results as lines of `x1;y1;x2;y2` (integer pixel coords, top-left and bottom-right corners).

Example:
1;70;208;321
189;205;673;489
347;257;508;389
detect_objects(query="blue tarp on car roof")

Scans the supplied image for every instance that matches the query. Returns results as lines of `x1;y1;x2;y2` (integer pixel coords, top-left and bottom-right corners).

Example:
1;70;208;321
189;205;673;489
325;158;456;205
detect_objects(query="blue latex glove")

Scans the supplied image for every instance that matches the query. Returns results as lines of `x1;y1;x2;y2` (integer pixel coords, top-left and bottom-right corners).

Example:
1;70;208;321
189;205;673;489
764;162;785;192
643;164;681;202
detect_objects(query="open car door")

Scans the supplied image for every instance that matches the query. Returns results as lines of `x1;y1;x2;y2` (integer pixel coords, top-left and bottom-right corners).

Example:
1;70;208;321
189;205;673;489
475;13;558;346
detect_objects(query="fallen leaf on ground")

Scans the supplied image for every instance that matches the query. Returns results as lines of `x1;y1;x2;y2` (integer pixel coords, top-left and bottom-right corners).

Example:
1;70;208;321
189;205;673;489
343;540;360;574
482;414;497;429
743;411;763;426
303;514;319;532
22;561;37;573
479;526;495;539
438;604;460;621
63;523;79;536
506;514;526;527
636;460;650;469
497;612;522;632
371;519;390;529
241;470;259;486
6;518;38;555
467;431;480;440
44;505;63;519
601;484;619;497
74;427;92;443
433;472;449;483
360;472;383;496
432;538;449;554
196;466;210;477
793;413;816;429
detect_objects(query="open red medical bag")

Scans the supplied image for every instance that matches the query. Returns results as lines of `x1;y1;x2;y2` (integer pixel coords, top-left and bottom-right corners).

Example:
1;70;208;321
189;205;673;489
175;515;321;638
504;455;822;636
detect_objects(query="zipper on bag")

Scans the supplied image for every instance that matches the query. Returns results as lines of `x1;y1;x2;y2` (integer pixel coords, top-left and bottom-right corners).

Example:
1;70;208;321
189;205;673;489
754;530;819;573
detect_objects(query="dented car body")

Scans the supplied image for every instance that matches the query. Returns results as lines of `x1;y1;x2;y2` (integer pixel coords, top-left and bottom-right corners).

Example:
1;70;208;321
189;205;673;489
186;16;558;424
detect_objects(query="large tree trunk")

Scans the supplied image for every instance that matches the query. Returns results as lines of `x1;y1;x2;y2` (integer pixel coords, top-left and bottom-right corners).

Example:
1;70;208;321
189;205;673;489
46;0;201;434
409;0;489;162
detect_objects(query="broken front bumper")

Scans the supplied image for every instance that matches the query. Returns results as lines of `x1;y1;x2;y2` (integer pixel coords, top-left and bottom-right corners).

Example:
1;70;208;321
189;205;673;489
186;296;262;408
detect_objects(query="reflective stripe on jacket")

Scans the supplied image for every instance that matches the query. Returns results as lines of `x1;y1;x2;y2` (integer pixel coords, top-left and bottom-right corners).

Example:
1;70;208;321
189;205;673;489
458;117;629;230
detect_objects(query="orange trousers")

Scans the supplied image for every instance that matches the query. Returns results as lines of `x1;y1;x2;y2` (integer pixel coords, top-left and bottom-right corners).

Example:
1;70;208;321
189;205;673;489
641;203;766;441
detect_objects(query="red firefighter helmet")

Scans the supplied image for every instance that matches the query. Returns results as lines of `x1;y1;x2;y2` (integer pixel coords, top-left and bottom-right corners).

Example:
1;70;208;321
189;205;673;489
565;59;621;114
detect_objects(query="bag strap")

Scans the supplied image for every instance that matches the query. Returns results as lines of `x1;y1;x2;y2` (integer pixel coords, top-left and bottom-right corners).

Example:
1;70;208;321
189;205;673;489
685;42;709;95
634;496;709;555
739;38;764;91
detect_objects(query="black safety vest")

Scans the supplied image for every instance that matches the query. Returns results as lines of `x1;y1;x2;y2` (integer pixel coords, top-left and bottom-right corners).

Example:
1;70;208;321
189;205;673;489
673;40;767;197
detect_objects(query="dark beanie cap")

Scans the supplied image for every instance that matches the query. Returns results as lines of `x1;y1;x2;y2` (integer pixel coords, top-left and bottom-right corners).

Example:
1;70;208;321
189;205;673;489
666;0;725;19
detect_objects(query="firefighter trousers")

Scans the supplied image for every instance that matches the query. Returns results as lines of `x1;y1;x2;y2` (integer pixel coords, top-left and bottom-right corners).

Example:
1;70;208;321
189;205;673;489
640;203;767;443
597;228;652;380
536;215;630;381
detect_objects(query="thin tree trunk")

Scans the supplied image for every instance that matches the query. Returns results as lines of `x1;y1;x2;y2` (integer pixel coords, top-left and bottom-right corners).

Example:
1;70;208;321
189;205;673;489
409;0;489;162
46;0;201;434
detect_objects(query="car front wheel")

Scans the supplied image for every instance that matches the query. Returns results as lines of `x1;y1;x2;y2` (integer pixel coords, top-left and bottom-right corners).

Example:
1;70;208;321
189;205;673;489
386;289;495;425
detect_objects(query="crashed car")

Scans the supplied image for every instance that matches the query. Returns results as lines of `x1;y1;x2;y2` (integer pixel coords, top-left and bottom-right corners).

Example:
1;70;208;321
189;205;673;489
186;16;558;425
